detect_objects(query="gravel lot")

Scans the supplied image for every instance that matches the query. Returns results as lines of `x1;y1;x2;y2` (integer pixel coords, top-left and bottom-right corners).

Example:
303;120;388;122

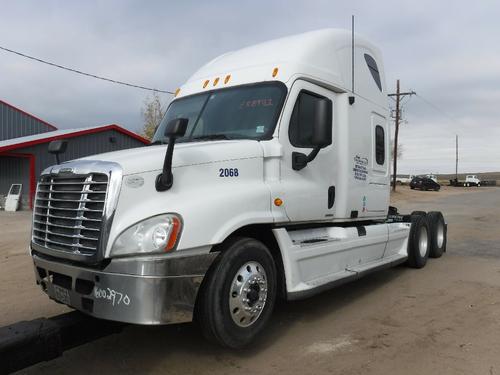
2;186;500;374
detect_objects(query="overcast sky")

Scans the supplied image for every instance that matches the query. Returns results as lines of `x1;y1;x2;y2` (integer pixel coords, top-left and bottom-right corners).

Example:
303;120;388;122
0;1;498;174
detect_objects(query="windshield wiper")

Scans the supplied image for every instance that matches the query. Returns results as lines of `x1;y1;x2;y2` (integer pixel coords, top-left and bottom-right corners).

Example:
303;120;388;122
148;140;166;146
190;133;254;141
190;134;232;141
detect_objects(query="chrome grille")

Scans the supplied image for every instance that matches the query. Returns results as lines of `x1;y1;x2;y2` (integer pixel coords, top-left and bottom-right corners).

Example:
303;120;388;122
32;173;109;256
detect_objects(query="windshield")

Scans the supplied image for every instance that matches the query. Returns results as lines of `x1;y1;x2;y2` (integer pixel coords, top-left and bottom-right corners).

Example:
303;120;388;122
152;82;287;144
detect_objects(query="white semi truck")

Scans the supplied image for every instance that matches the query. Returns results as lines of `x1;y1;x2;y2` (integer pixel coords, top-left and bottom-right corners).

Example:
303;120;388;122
30;29;447;348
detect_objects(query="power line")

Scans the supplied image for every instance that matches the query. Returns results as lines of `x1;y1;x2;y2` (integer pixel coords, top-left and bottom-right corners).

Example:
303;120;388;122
414;93;459;124
0;45;174;94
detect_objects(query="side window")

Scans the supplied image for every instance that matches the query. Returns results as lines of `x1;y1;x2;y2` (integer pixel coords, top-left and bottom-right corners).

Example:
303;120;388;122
289;91;332;148
375;125;385;165
364;54;382;91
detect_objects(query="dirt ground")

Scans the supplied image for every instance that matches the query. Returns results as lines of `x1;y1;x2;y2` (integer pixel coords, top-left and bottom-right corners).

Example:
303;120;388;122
1;186;500;374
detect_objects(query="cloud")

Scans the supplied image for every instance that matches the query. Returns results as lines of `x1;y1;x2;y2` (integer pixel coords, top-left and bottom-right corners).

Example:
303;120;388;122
0;0;498;172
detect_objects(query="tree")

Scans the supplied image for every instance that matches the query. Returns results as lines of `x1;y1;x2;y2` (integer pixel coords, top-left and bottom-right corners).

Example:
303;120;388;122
141;92;165;140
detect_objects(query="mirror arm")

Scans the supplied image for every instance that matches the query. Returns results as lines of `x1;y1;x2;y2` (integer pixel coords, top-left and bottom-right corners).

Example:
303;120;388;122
155;137;176;191
306;146;321;163
292;146;321;171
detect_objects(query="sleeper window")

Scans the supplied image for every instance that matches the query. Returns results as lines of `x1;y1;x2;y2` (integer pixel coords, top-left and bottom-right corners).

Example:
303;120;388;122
289;91;332;148
364;54;382;91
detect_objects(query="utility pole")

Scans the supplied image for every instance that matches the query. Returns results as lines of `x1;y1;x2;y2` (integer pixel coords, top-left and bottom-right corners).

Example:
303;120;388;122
455;135;459;184
388;80;415;191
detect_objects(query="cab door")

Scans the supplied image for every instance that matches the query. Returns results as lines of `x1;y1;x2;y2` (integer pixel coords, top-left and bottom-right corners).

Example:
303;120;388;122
278;80;336;222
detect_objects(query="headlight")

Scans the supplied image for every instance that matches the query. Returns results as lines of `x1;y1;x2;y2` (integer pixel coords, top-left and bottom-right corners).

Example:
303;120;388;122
110;214;182;257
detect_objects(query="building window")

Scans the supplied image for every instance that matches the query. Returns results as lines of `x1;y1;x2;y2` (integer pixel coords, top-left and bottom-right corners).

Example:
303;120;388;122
289;91;332;148
375;125;385;165
364;54;382;91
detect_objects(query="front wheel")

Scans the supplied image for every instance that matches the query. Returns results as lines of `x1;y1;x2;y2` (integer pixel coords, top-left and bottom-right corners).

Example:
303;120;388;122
196;237;277;349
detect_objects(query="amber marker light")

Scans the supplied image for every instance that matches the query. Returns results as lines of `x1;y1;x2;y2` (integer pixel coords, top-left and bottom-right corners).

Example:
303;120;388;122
203;80;210;88
166;216;182;251
272;67;279;77
213;77;220;86
224;74;231;84
174;88;181;97
274;198;283;207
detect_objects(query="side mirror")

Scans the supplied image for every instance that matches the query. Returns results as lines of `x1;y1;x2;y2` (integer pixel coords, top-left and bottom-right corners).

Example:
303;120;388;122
156;118;189;191
311;98;332;148
48;139;68;165
292;98;331;171
165;118;188;138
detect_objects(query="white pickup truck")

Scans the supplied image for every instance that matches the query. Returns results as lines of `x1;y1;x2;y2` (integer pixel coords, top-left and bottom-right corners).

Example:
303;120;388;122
395;174;415;185
30;29;447;348
464;175;481;187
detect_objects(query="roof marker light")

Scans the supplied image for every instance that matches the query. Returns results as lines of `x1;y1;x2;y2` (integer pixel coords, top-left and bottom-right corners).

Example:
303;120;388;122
224;74;231;84
174;88;181;97
274;198;283;207
203;80;210;88
213;77;220;86
272;67;279;77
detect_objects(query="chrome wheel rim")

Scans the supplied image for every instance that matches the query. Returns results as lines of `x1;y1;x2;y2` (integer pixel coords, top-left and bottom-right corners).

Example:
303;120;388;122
436;221;445;248
419;226;429;257
229;261;268;327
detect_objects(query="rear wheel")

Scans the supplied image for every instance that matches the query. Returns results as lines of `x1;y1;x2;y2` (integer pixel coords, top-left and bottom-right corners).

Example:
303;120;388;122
427;211;447;258
196;237;277;349
407;215;431;268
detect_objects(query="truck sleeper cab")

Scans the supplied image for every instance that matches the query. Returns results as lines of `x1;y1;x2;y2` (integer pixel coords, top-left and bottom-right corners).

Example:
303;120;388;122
31;29;447;348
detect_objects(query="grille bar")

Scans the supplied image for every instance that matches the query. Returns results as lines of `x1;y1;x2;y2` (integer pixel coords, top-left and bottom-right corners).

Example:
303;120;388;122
34;211;102;222
38;190;106;194
32;173;109;256
35;198;106;203
33;220;100;231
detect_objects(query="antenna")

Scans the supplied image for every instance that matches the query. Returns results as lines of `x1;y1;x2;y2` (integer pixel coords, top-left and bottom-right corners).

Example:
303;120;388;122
351;15;355;94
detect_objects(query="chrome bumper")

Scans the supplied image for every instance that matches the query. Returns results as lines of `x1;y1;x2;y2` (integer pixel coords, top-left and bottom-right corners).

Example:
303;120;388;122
32;249;217;325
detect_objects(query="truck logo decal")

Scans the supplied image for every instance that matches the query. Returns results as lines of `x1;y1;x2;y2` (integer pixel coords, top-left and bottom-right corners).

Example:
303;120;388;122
353;155;368;181
125;175;144;188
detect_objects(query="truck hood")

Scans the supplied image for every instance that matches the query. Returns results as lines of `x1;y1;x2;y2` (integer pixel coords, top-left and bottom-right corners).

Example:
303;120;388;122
79;140;264;175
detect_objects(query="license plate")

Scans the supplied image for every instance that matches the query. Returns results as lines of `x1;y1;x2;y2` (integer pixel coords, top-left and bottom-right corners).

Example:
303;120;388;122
53;285;71;305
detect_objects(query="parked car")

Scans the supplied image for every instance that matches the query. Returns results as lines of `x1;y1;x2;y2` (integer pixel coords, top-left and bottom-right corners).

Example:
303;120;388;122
410;176;441;191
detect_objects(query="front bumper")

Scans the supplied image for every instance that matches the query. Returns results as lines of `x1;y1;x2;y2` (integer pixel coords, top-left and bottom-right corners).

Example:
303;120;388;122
32;249;217;325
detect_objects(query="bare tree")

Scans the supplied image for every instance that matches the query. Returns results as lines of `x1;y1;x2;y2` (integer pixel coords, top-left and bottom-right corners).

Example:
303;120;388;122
141;92;165;140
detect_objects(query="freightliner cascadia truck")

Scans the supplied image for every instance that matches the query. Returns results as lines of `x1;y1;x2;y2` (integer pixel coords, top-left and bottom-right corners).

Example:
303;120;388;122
31;29;447;348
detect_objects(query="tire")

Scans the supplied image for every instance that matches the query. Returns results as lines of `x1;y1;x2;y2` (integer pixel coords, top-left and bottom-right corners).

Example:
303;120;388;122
427;211;447;258
477;183;481;187
195;237;277;349
406;215;431;269
410;186;415;190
